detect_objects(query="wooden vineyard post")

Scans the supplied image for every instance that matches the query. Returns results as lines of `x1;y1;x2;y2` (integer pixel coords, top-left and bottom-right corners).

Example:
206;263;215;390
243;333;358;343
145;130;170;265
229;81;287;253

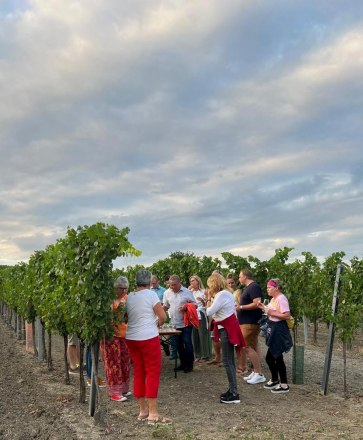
320;263;343;395
37;318;45;361
25;322;34;353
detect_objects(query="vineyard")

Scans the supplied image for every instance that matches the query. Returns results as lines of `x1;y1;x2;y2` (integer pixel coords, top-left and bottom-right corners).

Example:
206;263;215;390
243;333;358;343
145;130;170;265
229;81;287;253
0;223;363;439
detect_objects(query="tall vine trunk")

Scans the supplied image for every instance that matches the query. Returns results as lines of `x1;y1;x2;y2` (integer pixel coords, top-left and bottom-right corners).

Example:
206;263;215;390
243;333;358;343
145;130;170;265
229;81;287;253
313;320;318;344
89;342;100;417
343;342;347;399
16;315;23;340
32;321;38;358
22;319;26;341
41;320;47;361
47;331;53;371
63;334;70;385
79;340;86;403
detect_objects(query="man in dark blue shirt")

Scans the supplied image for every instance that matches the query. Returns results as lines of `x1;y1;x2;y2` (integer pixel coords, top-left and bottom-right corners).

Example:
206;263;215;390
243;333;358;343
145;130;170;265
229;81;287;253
236;269;266;384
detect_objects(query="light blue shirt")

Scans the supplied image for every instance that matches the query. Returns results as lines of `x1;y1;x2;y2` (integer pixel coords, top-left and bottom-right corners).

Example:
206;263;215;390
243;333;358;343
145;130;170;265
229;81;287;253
150;285;166;302
163;286;196;328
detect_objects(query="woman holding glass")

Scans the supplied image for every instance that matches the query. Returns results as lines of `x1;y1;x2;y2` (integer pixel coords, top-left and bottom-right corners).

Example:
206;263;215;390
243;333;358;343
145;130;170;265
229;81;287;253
189;275;211;362
259;278;293;393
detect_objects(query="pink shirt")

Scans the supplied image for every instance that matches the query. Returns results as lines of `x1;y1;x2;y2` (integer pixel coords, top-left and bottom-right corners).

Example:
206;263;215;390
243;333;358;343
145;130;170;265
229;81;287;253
267;293;290;322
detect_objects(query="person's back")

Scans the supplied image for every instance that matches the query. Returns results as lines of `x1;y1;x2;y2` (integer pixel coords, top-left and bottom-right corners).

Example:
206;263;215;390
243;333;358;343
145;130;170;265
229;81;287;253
126;289;160;340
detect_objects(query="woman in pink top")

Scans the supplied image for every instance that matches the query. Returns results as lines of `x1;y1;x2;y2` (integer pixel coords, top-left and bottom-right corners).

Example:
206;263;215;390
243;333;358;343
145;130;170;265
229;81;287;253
258;278;293;394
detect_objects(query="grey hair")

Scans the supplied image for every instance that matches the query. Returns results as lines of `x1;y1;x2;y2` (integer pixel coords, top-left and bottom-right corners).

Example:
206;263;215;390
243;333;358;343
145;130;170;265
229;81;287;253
114;276;129;289
135;269;152;287
169;274;181;283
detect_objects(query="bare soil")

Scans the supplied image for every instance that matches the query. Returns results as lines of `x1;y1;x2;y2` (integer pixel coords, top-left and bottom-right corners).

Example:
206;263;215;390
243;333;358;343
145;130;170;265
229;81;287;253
1;319;362;440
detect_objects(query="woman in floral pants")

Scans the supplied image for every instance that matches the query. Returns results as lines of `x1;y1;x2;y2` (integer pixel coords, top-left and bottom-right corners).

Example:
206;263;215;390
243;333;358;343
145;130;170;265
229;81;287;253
101;276;131;402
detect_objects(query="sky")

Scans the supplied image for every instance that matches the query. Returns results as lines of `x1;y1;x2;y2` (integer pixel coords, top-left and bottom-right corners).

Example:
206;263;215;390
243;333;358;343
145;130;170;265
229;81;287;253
1;0;363;269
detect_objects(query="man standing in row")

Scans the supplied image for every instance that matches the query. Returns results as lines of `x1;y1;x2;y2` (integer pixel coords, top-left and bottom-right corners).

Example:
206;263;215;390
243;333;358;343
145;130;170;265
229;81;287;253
150;275;166;303
237;269;266;384
163;275;196;373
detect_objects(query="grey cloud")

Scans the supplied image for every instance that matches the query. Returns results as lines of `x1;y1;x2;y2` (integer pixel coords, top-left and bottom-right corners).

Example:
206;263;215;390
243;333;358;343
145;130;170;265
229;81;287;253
1;1;363;267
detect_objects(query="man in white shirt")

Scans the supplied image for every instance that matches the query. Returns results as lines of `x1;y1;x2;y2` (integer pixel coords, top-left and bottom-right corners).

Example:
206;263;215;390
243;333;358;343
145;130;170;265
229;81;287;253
163;275;196;373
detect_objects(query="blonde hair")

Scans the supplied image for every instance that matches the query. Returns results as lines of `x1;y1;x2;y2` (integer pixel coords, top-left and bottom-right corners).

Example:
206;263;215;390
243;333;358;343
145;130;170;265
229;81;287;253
233;288;242;303
189;274;204;290
207;273;227;295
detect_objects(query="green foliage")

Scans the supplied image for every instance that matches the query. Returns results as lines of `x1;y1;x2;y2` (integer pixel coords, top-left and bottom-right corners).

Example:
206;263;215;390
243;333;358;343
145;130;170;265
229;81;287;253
148;252;221;287
332;258;363;344
1;223;140;348
114;264;146;291
221;252;251;279
59;223;140;344
1;239;362;351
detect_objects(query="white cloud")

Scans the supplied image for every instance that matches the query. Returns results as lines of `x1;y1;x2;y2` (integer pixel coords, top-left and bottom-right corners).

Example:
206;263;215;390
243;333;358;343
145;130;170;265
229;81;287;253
1;1;363;268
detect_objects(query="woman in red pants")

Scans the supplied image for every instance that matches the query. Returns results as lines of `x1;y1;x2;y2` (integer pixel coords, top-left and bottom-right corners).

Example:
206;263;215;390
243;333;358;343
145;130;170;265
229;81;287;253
126;269;171;425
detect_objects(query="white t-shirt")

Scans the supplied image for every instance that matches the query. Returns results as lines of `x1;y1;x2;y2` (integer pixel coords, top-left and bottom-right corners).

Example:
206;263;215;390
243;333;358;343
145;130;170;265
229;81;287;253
206;290;235;322
162;286;196;328
192;289;206;319
125;289;160;341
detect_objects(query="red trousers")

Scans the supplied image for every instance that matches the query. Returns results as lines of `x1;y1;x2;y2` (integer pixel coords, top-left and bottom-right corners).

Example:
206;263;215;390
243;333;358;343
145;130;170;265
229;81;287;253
126;336;161;399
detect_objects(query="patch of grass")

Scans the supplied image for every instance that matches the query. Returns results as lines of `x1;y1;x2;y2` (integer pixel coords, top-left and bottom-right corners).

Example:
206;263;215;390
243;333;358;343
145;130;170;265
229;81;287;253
151;424;177;439
182;433;196;440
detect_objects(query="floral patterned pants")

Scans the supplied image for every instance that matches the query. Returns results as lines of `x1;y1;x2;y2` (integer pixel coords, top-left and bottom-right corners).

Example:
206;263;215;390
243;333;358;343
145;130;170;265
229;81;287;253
101;336;131;397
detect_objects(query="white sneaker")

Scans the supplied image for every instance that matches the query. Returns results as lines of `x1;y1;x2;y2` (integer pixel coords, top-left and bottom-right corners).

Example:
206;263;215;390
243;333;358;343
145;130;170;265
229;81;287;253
124;391;132;397
247;373;266;384
243;371;255;381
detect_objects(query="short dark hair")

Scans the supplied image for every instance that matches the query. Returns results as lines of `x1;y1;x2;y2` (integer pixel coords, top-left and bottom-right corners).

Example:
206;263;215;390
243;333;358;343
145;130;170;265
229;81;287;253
240;269;253;279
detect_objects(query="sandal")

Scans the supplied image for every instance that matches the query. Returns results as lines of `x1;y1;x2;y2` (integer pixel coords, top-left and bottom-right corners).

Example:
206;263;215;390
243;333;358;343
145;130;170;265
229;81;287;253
206;359;221;365
147;416;172;426
137;414;149;421
237;367;249;375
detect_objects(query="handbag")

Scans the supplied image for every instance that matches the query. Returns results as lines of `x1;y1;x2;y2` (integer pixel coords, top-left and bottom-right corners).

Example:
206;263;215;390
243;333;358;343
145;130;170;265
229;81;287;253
287;315;295;329
258;315;269;338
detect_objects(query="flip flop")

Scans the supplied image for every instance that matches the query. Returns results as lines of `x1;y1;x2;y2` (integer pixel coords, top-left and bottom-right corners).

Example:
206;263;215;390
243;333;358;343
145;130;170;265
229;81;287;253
237;368;249;374
206;359;221;365
147;416;172;426
137;414;149;421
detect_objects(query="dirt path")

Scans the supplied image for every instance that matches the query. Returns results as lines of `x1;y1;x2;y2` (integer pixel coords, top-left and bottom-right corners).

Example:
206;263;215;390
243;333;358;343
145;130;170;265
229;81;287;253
0;319;362;439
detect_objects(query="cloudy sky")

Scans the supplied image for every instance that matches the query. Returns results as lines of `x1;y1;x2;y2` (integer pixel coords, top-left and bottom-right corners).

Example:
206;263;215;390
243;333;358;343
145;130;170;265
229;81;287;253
1;0;363;268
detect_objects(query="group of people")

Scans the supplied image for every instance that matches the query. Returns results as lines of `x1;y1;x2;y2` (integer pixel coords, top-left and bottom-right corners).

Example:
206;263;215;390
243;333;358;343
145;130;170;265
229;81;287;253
204;270;293;403
69;268;293;423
